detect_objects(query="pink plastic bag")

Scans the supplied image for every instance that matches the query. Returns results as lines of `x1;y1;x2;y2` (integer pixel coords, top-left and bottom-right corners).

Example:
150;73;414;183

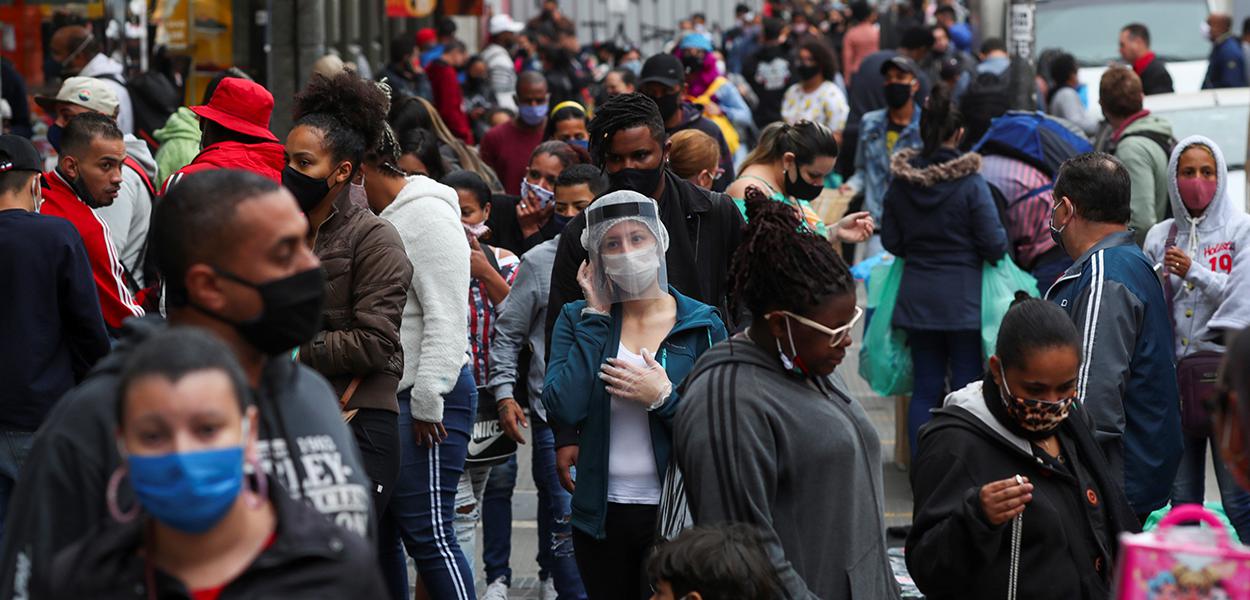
1115;504;1250;599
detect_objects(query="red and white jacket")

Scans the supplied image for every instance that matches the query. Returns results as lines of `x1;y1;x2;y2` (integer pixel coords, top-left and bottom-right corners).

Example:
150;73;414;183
41;170;144;331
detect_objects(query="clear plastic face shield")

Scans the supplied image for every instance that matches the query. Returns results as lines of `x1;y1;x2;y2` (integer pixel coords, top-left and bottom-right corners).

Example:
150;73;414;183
580;191;670;304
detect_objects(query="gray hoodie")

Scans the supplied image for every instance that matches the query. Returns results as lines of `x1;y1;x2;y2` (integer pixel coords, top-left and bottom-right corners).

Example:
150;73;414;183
1143;135;1250;356
674;335;900;600
487;236;558;420
94;135;157;288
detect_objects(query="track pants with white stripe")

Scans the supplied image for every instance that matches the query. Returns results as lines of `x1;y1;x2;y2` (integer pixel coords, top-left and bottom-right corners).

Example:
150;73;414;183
380;365;478;600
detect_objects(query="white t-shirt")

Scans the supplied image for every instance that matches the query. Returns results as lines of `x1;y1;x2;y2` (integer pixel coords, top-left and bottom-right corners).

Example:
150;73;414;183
606;343;662;504
782;80;850;132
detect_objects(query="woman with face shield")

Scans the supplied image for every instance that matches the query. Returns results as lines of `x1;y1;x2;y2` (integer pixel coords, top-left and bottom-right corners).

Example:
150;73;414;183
46;329;384;598
1142;136;1250;540
542;191;728;600
906;296;1139;600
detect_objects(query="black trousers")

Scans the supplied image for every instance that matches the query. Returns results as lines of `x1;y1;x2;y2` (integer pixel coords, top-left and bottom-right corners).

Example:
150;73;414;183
572;503;658;600
349;408;401;517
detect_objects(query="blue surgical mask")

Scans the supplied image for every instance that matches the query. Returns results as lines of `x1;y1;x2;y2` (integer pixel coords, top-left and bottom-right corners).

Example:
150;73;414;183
518;103;549;126
127;425;247;533
553;212;574;229
567;138;589;150
621;60;643;76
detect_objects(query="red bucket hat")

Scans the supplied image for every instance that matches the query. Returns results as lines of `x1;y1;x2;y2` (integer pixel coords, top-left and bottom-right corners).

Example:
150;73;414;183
190;78;279;142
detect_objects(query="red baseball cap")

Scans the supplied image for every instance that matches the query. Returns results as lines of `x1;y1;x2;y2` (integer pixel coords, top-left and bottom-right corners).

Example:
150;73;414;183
416;28;437;47
190;78;278;142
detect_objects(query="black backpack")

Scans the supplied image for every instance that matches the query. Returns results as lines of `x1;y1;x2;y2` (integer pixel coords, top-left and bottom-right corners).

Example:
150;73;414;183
959;58;1034;150
97;72;181;151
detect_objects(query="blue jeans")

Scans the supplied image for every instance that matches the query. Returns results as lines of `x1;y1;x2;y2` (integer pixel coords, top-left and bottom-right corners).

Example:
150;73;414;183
908;329;984;459
380;365;477;600
482;454;517;584
1171;432;1250;541
532;418;586;599
0;431;34;543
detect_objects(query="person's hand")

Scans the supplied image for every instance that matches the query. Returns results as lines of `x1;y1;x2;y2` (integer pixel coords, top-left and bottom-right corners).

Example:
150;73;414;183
837;182;855;195
498;398;529;444
834;211;875;243
518;189;555;238
577;260;610;313
704;102;723;117
412;419;448;447
1164;246;1192;279
469;236;495;279
600;349;673;408
556;445;579;493
979;476;1034;526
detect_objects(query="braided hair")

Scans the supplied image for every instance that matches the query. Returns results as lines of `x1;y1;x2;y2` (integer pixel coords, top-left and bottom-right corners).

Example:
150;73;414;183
587;92;666;167
729;186;853;319
293;71;392;176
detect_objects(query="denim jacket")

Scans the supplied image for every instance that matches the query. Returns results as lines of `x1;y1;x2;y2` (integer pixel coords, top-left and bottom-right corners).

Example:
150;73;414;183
847;106;923;219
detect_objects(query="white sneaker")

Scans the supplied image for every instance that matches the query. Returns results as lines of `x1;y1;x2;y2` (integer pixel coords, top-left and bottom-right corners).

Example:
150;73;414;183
481;577;509;600
541;578;558;600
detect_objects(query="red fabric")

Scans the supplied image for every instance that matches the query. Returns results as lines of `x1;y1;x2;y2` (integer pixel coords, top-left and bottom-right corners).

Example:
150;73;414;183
428;62;474;144
162;141;286;193
188;532;278;600
40;171;144;330
479;120;545;195
1132;52;1157;76
189;79;279;142
1111;109;1152;143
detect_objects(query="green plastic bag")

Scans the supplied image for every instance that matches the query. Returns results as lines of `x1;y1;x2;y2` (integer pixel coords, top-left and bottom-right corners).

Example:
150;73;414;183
859;258;912;396
981;258;1041;357
1142;502;1242;543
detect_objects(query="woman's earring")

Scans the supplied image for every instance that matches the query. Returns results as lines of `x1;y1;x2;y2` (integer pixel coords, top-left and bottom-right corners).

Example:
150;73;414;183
107;466;139;523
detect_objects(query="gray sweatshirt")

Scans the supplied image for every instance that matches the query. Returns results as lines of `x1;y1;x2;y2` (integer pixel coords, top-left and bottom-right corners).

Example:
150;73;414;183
1048;87;1100;136
674;335;900;600
487;236;558;420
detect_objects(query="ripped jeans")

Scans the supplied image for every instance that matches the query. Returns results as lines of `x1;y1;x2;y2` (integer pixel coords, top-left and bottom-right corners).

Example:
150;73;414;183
534;417;586;598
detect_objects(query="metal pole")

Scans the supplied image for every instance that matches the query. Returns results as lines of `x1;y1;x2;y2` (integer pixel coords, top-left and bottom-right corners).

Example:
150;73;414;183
1007;0;1036;63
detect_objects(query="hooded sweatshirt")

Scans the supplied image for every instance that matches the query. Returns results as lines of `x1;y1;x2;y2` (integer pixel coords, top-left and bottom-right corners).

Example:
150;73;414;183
881;147;1009;331
161;140;286;193
0;316;374;600
78;53;133;135
674;336;899;600
906;381;1139;600
1112;112;1173;245
152;107;202;182
95;134;158;289
379;176;471;421
1143;135;1250;356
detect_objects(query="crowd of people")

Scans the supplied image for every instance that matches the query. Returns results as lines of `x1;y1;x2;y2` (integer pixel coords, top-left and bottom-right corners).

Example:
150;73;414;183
1;1;1250;599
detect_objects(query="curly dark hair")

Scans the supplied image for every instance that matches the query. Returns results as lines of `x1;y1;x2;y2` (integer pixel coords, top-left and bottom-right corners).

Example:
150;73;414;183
729;187;853;318
587;92;666;167
292;71;392;175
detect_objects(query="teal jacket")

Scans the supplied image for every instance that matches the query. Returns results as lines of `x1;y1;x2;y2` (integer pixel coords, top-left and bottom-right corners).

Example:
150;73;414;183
542;288;728;539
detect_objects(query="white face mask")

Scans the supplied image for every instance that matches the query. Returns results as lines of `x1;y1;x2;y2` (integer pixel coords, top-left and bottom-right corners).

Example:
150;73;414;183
600;246;660;294
31;178;43;213
464;220;490;240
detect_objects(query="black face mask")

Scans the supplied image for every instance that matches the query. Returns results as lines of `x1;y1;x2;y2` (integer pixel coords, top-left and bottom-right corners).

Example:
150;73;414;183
681;54;704;73
608;161;665;198
198;267;327;356
796;64;821;81
58;166;104;208
652;92;681;121
282;165;333;213
883;83;913;110
783;166;824;201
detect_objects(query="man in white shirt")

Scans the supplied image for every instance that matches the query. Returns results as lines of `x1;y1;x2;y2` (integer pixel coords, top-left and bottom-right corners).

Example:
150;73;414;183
481;14;524;112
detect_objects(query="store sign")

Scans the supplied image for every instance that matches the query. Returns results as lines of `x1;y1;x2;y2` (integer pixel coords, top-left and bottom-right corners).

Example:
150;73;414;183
387;0;435;17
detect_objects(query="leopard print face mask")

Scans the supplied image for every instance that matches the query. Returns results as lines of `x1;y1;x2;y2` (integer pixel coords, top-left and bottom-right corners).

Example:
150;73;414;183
998;363;1074;434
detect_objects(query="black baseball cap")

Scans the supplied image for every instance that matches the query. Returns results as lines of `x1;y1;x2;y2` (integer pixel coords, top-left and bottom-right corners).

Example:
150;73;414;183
880;55;919;78
639;54;684;89
0;135;41;174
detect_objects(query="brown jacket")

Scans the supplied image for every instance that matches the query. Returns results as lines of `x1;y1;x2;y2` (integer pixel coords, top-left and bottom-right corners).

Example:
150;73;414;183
301;188;413;413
